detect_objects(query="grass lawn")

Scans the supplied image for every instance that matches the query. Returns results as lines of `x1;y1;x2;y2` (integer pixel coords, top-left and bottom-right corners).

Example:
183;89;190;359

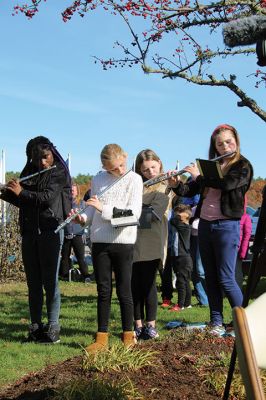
0;274;265;388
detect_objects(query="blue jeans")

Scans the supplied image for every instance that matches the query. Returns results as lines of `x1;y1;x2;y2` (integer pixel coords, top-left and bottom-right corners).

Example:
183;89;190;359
190;236;209;306
22;230;63;327
198;219;242;326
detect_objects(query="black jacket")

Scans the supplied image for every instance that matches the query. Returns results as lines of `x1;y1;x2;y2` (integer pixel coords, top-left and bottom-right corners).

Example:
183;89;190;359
1;161;71;234
170;217;191;257
173;156;253;220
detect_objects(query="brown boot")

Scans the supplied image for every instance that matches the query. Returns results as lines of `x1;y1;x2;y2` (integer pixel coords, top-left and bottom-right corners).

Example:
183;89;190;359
121;331;136;347
85;332;108;354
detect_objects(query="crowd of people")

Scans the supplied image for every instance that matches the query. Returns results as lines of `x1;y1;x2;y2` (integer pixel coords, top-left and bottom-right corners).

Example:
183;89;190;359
0;123;253;347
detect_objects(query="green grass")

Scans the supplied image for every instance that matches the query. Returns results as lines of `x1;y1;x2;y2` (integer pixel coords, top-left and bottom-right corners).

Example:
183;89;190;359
0;274;265;389
83;342;158;372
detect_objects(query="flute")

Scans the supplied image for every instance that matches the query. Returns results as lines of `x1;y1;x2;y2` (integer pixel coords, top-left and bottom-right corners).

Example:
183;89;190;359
0;165;56;190
54;168;132;234
143;151;236;187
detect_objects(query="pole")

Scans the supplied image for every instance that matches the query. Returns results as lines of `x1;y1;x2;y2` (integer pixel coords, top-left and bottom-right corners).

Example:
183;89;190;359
0;150;6;225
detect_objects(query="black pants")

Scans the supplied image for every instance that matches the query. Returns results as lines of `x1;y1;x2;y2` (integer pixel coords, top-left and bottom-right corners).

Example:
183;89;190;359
172;256;193;308
160;250;173;300
132;259;159;322
92;242;134;332
22;230;63;326
60;235;88;278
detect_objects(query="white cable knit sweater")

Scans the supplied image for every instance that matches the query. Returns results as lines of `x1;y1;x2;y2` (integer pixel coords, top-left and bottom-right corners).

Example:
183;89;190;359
82;170;143;244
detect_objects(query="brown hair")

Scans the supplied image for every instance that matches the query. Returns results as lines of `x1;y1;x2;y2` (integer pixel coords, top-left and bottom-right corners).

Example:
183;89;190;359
174;204;192;219
135;149;163;177
209;124;240;173
100;144;127;167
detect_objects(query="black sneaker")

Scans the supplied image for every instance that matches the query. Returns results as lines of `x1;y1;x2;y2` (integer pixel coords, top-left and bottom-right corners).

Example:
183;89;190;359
134;326;145;341
142;324;159;340
39;325;60;344
23;323;44;343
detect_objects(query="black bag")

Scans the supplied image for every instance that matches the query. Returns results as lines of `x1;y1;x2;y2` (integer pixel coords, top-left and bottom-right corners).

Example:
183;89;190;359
139;205;154;229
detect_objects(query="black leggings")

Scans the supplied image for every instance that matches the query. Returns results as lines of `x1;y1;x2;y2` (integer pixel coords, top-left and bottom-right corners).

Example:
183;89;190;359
172;256;193;308
92;242;134;332
60;235;88;277
132;259;159;322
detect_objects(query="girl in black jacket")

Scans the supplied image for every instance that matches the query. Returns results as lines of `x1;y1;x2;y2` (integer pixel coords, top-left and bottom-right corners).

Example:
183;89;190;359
1;136;71;343
168;124;253;336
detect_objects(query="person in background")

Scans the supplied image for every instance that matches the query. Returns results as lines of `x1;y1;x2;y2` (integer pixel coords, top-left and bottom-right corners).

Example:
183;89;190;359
235;196;252;289
59;183;90;282
71;144;143;352
190;207;209;307
182;188;209;307
168;124;253;336
169;204;193;311
160;194;180;308
83;188;91;202
0;136;71;344
132;149;171;340
82;187;95;281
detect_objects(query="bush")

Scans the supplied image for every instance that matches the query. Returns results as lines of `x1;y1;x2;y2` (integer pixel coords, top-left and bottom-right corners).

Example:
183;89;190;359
0;204;24;282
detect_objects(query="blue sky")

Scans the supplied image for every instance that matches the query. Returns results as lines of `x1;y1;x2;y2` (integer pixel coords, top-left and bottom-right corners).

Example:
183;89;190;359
0;1;265;179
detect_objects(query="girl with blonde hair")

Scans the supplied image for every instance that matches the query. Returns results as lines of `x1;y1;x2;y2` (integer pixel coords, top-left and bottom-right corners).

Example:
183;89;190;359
73;144;143;352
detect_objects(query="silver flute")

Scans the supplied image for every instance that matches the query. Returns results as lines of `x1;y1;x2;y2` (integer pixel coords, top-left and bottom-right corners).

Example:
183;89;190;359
54;168;132;234
0;165;56;190
143;151;236;187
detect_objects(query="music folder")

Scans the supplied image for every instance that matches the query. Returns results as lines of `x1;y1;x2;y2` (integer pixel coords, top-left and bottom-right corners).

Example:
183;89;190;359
111;215;139;228
196;158;223;179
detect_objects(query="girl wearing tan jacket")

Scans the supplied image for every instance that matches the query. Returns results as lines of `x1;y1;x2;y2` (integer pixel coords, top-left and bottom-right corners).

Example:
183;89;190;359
132;149;171;340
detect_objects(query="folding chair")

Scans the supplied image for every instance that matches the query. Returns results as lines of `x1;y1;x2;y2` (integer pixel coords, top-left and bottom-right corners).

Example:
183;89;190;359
233;292;266;400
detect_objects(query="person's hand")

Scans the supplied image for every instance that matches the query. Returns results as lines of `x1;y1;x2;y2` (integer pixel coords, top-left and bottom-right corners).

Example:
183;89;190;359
85;195;103;213
68;208;85;225
166;170;180;188
6;179;22;196
183;163;200;180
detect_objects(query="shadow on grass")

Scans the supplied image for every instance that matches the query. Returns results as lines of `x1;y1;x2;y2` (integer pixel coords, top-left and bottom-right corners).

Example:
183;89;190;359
0;293;99;344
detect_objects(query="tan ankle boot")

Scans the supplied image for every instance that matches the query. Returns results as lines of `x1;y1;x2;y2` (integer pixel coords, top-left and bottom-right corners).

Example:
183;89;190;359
121;331;136;347
85;332;108;354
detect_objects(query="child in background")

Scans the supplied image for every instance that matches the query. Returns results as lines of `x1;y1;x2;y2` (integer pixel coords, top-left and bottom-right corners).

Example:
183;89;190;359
160;195;181;308
169;204;193;311
59;183;90;281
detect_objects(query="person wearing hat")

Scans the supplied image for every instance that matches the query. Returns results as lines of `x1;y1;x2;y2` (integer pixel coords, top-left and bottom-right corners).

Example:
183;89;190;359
0;136;71;343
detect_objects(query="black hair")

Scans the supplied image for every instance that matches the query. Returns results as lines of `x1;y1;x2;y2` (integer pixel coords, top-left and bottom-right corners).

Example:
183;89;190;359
21;136;70;179
20;136;72;219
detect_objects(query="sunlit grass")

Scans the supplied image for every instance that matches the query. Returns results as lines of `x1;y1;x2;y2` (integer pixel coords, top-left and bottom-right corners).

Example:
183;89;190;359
50;378;132;400
83;343;158;372
0;276;265;389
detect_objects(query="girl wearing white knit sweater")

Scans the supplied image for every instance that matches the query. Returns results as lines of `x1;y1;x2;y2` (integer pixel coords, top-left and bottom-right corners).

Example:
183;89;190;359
73;144;143;352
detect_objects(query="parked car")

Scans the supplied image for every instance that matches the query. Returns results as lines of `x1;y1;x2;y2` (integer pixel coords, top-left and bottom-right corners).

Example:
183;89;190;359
246;206;256;216
251;207;261;238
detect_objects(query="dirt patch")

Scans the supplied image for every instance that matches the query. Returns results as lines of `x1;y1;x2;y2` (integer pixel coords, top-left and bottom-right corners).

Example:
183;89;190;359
0;330;237;400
